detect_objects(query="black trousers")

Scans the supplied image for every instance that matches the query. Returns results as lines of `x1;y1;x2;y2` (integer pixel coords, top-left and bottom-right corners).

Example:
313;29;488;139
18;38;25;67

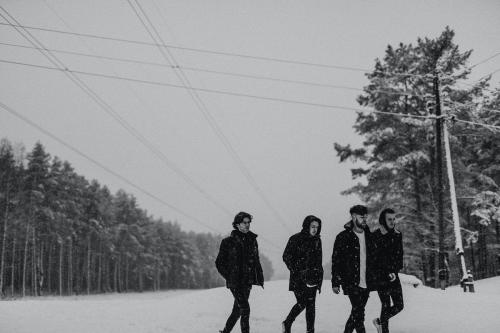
377;279;404;333
284;286;317;332
344;287;370;333
223;286;252;333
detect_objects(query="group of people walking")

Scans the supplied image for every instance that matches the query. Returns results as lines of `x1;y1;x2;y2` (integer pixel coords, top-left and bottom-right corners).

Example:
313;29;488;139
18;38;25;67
215;205;404;333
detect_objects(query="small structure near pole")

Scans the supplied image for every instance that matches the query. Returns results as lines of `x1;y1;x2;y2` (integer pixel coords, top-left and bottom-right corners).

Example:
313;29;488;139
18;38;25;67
460;270;475;293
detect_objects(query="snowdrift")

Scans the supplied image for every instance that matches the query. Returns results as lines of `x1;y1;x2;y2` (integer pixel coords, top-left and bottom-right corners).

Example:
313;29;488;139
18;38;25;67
0;276;498;333
398;273;423;288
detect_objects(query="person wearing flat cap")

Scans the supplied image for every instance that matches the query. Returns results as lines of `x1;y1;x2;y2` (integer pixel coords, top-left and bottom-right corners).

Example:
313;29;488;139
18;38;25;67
331;205;377;333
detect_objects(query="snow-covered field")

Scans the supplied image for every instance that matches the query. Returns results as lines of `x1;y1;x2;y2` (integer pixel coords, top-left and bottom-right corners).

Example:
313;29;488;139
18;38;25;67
1;275;498;333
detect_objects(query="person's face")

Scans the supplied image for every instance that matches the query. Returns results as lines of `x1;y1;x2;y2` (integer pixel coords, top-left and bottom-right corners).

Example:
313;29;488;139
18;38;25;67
236;217;251;233
309;221;319;236
385;213;396;229
352;213;367;228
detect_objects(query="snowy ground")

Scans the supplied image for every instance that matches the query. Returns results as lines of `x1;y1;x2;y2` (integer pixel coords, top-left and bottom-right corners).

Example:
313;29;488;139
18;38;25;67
1;275;498;333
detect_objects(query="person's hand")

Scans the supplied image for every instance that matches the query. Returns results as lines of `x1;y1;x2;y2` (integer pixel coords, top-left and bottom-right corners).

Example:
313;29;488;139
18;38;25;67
389;273;397;282
332;286;340;294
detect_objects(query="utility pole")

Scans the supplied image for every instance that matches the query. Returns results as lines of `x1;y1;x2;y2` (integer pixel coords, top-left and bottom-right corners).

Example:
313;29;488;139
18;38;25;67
435;71;474;292
433;72;446;290
442;123;468;275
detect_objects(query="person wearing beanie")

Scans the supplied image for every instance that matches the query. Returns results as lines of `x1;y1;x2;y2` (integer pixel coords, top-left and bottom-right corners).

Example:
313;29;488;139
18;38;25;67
282;215;324;333
331;205;377;333
371;208;404;333
215;211;264;333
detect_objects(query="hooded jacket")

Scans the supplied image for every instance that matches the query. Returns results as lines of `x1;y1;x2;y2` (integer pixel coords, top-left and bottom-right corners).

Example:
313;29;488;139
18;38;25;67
372;228;403;287
215;230;264;289
331;221;377;294
283;216;323;292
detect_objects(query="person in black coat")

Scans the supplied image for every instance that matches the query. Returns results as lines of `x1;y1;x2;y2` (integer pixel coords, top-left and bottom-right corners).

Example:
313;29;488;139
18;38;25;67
331;205;377;333
282;215;323;333
215;211;264;333
371;208;404;333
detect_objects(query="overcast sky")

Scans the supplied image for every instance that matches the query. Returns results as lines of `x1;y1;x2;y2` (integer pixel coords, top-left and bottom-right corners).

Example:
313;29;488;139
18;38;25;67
1;0;499;276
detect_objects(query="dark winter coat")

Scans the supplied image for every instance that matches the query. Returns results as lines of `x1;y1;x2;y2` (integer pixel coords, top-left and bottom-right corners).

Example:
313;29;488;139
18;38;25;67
283;217;323;292
372;229;403;287
331;221;378;294
215;230;264;289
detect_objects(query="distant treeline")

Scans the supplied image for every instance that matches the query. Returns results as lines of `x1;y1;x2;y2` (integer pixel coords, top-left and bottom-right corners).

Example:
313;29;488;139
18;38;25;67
0;139;273;297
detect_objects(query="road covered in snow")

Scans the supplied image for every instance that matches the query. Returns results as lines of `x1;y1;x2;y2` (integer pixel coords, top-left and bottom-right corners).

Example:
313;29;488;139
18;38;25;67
0;275;498;333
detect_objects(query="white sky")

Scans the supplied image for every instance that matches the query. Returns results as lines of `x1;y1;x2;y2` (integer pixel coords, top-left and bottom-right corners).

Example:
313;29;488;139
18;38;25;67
1;0;499;275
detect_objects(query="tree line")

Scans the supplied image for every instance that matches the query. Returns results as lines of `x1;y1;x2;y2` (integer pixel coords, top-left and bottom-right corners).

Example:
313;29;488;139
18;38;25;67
335;27;500;287
0;140;274;297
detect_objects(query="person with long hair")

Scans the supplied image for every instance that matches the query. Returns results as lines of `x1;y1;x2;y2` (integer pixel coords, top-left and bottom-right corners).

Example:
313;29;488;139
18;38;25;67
216;212;264;333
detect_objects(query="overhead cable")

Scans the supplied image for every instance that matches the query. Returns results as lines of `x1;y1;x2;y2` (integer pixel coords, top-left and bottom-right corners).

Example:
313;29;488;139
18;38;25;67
0;6;235;219
41;0;236;220
0;58;438;121
0;100;220;233
452;118;500;131
448;100;500;115
0;21;432;80
469;52;500;69
0;100;283;252
0;41;426;98
127;0;293;233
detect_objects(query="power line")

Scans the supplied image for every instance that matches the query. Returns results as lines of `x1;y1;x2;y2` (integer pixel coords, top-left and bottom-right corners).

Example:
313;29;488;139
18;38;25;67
0;100;220;233
4;3;289;248
453;118;500;131
0;22;449;84
0;20;432;81
0;58;438;121
452;80;497;95
127;0;293;233
448;100;500;115
0;100;284;252
39;0;164;138
0;41;427;98
0;21;370;73
451;67;500;94
0;6;235;220
470;52;500;69
42;0;237;219
477;67;500;82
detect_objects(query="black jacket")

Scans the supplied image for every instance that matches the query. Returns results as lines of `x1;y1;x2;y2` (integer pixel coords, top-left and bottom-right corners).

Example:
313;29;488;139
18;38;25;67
283;218;323;292
331;221;377;294
372;229;403;287
215;230;264;289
